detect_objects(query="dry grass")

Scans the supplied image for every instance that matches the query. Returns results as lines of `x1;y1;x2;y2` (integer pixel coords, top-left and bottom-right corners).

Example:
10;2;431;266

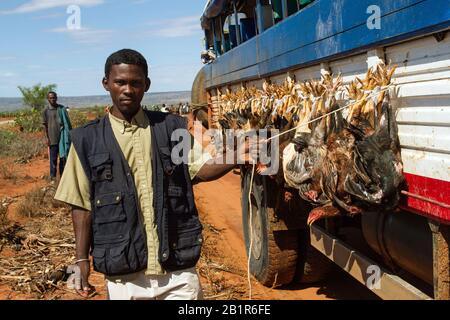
12;134;46;164
0;198;24;252
0;199;9;229
0;190;75;299
197;221;248;300
0;129;46;163
15;185;68;218
0;163;19;184
0;225;75;299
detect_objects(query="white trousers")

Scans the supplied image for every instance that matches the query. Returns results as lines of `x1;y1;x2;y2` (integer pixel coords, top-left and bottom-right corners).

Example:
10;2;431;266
106;267;203;300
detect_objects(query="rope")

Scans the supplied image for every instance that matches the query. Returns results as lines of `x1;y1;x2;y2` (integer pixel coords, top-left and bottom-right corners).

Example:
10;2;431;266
247;163;256;300
266;86;391;142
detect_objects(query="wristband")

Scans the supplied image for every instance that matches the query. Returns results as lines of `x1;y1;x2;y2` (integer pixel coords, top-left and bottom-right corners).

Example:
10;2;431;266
75;258;90;264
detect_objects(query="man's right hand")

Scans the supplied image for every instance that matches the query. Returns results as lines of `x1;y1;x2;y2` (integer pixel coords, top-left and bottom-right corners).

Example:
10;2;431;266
76;260;94;297
71;207;94;297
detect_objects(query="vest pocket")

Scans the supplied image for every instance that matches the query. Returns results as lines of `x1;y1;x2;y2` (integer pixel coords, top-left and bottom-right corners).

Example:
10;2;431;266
92;247;106;273
167;185;188;215
108;242;131;275
164;230;203;271
94;192;126;224
89;152;113;182
92;234;142;276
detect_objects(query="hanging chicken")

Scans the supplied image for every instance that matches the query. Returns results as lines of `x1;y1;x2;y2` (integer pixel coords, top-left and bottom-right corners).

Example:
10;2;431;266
218;63;404;225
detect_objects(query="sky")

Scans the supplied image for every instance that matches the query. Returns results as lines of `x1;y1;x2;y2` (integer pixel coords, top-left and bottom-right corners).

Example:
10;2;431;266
0;0;207;97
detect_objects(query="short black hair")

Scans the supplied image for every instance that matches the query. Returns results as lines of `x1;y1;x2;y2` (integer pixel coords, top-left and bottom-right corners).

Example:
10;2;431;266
104;49;148;78
47;91;57;97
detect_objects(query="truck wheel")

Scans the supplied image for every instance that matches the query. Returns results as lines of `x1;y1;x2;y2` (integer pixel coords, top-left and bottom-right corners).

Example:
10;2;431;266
241;169;298;287
296;229;333;283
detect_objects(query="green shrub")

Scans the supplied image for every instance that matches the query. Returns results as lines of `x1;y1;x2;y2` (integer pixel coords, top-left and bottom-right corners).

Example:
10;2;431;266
14;109;42;133
12;134;46;163
18;83;57;111
0;129;45;161
76;105;106;119
68;110;89;128
0;111;21;118
87;105;106;118
0;130;18;156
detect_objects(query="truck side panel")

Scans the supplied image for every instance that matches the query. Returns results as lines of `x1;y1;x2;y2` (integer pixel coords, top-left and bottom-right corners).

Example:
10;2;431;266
386;34;450;222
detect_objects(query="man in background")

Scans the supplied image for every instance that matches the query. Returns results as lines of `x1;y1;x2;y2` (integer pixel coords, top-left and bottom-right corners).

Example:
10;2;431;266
42;91;72;181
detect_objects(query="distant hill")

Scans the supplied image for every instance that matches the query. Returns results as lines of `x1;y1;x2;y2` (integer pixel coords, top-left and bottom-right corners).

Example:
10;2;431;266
0;91;191;112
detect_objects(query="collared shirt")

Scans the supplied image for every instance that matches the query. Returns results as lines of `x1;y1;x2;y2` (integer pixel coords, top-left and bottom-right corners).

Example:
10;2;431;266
54;108;211;276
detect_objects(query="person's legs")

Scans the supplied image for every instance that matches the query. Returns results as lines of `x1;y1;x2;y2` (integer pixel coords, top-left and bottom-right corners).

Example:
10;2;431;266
106;271;156;300
59;157;66;177
155;267;203;300
105;268;203;300
49;145;58;179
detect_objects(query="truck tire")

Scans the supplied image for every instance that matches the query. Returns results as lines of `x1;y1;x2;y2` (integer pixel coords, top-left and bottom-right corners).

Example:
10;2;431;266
241;169;298;287
296;229;333;283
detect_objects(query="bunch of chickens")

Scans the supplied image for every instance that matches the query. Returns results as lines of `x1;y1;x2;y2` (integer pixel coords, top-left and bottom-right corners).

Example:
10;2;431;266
218;64;405;225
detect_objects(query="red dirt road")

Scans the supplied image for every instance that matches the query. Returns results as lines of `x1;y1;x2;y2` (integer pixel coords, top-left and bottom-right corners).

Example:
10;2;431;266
194;172;380;300
1;155;378;300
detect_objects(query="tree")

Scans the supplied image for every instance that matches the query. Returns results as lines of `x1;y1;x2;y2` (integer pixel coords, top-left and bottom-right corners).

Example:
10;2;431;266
18;83;57;111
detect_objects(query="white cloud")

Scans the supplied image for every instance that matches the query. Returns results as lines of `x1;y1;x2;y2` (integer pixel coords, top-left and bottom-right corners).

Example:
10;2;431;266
146;15;201;38
48;27;113;44
1;72;16;78
32;12;65;20
1;0;104;14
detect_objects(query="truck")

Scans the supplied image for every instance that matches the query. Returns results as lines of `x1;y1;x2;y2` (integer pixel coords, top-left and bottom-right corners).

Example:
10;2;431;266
191;0;450;300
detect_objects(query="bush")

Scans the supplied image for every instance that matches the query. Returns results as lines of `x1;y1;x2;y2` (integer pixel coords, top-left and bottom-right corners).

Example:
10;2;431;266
75;105;106;120
16;185;66;218
0;111;21;118
13;134;46;163
0;129;45;161
16;187;48;218
86;105;106;119
68;109;89;128
0;131;17;155
0;200;8;228
14;109;43;133
18;83;57;111
0;163;18;184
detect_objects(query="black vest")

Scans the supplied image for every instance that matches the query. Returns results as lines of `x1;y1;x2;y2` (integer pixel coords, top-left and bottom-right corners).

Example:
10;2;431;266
70;111;203;276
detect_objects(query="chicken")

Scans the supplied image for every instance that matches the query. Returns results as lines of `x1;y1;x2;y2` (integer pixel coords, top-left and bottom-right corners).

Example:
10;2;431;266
307;205;341;226
345;100;404;210
218;64;404;224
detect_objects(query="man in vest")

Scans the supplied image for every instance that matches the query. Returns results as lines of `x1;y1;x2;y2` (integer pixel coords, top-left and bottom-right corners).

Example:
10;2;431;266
54;49;243;300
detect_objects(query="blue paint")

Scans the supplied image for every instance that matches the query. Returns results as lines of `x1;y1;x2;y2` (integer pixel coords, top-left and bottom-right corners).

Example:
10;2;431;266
204;0;450;89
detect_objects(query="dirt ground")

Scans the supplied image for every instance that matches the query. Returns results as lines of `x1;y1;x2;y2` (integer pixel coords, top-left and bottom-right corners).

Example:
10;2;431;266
193;172;379;300
0;150;378;300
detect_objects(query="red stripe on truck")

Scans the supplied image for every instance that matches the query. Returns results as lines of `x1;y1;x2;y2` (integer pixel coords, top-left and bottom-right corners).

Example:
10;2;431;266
400;173;450;224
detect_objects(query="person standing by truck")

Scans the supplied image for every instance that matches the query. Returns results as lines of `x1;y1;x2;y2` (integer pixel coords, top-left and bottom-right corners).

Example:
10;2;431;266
54;49;244;300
